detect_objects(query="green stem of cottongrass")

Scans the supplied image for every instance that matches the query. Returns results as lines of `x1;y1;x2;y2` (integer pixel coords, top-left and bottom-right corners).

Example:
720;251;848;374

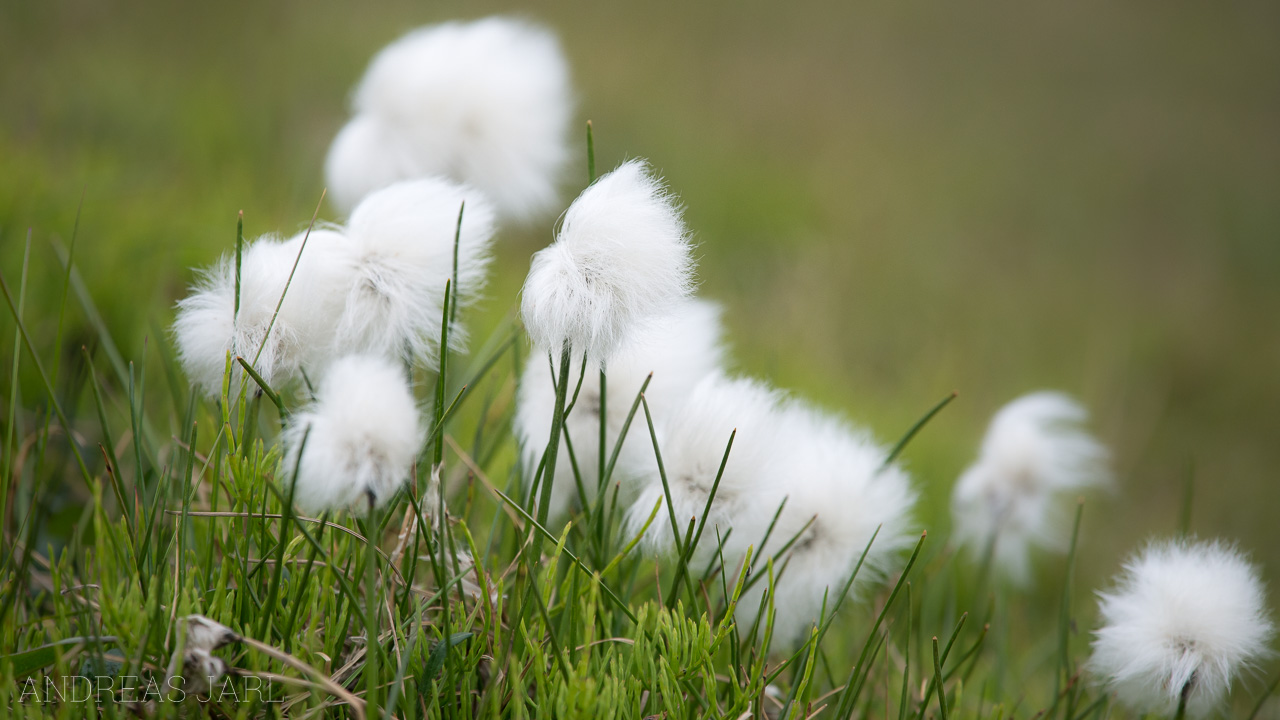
1174;685;1189;720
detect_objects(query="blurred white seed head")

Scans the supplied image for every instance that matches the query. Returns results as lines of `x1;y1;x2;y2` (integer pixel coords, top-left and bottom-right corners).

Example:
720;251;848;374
624;373;785;557
740;402;917;644
521;160;694;365
325;115;418;212
951;391;1108;583
1090;539;1274;718
334;177;496;367
516;297;726;520
326;16;573;222
176;649;227;697
282;354;423;514
168;615;237;699
173;229;350;399
185;615;237;652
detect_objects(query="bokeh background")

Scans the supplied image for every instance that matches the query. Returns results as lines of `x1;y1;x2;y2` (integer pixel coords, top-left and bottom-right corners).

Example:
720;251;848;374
2;0;1278;610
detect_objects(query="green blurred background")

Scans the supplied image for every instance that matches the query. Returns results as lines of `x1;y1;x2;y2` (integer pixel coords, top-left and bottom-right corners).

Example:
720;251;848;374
2;0;1277;600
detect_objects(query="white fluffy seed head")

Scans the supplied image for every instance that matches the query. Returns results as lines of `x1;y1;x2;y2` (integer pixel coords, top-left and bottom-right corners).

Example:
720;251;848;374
281;354;423;514
624;373;786;557
174;179;493;398
621;375;918;644
739;402;918;644
176;649;227;697
324;115;419;214
520;160;694;365
334;177;496;366
515;298;726;521
173;229;350;398
184;615;237;652
1090;539;1274;718
951;391;1109;583
326;16;573;222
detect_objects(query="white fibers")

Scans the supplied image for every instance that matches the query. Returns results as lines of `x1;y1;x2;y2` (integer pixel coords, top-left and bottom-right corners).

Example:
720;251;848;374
623;376;918;644
174;177;495;397
325;17;573;222
624;373;785;559
1090;539;1274;718
951;391;1109;583
520;160;694;366
281;354;423;514
335;177;495;366
738;401;917;643
517;297;727;522
173;228;350;399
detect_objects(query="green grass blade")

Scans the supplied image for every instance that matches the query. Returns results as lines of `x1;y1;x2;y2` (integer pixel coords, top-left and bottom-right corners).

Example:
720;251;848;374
233;210;244;320
1057;501;1085;697
0;266;93;484
932;636;950;720
50;188;84;388
882;391;958;469
1247;672;1280;720
835;531;927;717
434;279;452;467
424;632;473;688
2;230;31;531
916;613;968;719
489;485;638;623
586;120;597;183
640;394;688;571
1179;458;1194;536
50;237;128;386
235;355;287;418
898;584;912;720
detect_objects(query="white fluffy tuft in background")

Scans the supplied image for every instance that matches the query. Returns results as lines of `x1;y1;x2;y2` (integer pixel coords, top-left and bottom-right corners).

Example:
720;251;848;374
951;391;1109;583
325;16;573;222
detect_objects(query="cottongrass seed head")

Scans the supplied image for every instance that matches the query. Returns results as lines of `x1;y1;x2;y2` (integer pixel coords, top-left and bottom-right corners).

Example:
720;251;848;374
521;159;694;365
741;401;917;644
168;615;237;698
282;354;423;514
334;177;496;367
326;16;572;221
173;650;226;698
515;297;726;520
1090;538;1274;718
951;391;1108;583
173;228;350;398
625;373;785;557
623;374;918;644
184;615;237;652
